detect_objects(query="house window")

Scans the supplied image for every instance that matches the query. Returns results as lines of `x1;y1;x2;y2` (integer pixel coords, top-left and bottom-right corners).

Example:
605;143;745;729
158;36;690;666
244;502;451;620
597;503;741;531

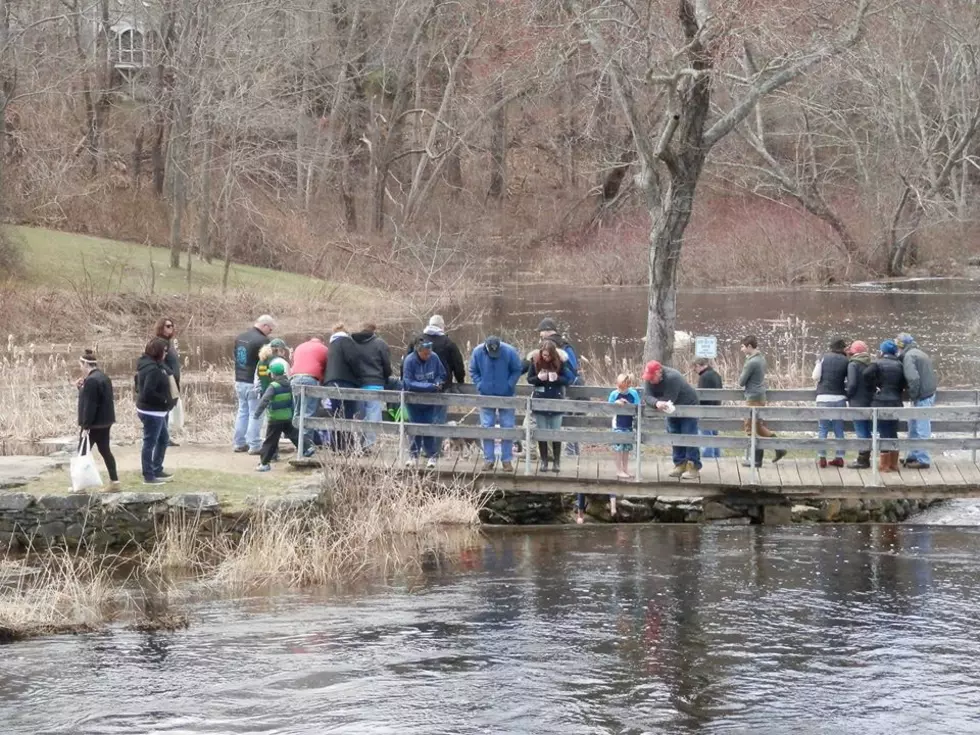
113;27;146;67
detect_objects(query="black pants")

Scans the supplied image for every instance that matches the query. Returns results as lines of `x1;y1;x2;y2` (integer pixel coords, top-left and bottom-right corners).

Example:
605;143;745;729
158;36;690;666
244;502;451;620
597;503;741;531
260;420;300;465
80;427;118;482
326;380;359;454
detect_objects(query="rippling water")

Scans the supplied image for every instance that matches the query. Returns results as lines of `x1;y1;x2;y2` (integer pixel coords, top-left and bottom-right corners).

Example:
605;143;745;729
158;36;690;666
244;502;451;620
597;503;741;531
4;525;980;734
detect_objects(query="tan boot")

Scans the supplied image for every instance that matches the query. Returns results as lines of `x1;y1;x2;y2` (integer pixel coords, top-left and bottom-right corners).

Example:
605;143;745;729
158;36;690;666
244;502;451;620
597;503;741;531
668;462;687;478
889;451;902;472
680;464;700;481
878;452;892;473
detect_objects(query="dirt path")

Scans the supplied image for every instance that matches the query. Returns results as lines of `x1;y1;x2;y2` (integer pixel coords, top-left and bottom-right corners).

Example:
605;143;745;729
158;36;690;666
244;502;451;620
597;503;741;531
107;441;275;476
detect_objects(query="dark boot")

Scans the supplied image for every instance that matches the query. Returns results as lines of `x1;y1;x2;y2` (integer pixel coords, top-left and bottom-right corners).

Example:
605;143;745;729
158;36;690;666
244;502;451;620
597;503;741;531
742;449;764;468
551;442;562;473
848;451;871;470
538;442;549;472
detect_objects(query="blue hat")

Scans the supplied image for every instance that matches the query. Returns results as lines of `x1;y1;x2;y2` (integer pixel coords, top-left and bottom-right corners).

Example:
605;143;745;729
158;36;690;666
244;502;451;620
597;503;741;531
418;338;434;349
896;333;914;347
880;339;898;356
485;336;501;354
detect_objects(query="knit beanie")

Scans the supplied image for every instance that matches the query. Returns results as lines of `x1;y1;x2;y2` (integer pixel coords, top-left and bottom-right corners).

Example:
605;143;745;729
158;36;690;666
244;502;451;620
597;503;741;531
269;358;289;375
880;340;898;356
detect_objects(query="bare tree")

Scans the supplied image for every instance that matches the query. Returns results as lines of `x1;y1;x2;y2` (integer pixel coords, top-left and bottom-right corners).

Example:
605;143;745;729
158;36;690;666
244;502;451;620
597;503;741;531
568;0;869;362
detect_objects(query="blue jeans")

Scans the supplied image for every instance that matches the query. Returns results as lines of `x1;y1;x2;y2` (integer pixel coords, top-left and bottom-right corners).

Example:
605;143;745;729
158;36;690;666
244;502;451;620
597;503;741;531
234;381;262;451
666;416;701;469
291;375;320;450
408;403;439;459
907;394;935;464
138;412;169;481
817;399;846;458
432;404;448;456
699;428;721;459
480;407;516;462
853;419;872;440
360;385;385;449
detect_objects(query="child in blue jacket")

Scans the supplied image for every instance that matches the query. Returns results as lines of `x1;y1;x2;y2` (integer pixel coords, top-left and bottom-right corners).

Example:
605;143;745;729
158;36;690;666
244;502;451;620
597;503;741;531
402;339;447;467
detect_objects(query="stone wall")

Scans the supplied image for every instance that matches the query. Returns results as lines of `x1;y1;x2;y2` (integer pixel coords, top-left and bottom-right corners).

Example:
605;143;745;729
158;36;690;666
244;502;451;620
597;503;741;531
0;491;322;551
479;491;940;525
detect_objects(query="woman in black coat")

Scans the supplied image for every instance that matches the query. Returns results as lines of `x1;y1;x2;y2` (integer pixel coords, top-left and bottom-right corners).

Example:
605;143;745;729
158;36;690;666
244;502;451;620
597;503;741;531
135;338;177;485
76;349;119;490
864;340;907;473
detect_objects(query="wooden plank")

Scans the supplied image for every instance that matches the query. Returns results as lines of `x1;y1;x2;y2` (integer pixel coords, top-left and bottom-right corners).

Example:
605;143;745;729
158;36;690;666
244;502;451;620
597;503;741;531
795;458;824;489
919;461;949;487
757;460;781;488
897;462;925;486
933;459;966;486
954;460;980;485
718;457;742;487
819;463;844;488
700;457;722;486
776;460;802;488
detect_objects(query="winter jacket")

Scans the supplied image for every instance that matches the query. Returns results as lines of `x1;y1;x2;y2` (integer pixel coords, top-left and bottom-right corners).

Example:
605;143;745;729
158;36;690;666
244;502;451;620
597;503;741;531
697;367;723;405
164;339;181;388
406;328;465;386
738;353;767;401
256;375;294;422
814;352;848;398
865;356;907;407
644;367;699;407
609;388;640;431
234;327;269;383
470;341;523;396
323;334;361;387
291;339;328;383
403;351;447;392
351;331;392;387
527;359;574;413
135;355;175;413
900;343;937;401
546;334;580;377
846;354;874;408
78;369;115;429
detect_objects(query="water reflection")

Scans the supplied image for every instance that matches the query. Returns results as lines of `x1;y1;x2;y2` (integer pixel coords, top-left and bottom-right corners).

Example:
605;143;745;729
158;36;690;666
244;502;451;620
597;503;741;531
5;526;980;733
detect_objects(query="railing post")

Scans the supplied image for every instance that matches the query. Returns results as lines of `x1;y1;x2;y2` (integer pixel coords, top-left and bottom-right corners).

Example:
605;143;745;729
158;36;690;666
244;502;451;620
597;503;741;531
871;408;880;486
973;390;978;465
398;390;407;465
524;395;533;476
634;401;643;482
750;406;759;485
297;384;305;458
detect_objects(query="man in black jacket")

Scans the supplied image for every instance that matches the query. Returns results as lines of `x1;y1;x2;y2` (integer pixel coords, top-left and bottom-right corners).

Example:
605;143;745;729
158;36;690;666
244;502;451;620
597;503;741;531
694;357;723;459
233;315;275;454
155;316;181;447
77;348;119;490
324;324;362;453
352;322;392;451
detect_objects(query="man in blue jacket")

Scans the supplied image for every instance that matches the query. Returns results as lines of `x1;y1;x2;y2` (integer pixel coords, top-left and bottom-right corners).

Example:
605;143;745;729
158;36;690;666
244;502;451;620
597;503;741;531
470;336;523;472
402;338;448;468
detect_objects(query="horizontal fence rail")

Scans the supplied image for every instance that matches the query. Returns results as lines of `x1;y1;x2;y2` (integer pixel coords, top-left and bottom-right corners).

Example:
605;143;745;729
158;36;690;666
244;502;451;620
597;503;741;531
293;384;980;486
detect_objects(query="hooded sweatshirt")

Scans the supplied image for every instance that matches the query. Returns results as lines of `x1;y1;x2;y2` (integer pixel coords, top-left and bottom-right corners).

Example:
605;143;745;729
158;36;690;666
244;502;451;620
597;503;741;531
470;341;523;396
900;341;938;402
351;331;392;387
403;350;447;392
135;355;174;414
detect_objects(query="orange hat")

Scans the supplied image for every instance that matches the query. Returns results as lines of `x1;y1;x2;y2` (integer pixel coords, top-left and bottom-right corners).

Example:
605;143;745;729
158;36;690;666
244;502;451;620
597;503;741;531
642;360;662;381
846;340;868;356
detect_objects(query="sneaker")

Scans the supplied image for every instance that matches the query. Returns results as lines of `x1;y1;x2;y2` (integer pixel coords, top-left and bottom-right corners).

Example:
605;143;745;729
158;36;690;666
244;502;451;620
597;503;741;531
155;472;174;482
247;448;262;456
143;477;167;485
233;446;249;453
818;457;828;469
680;466;700;481
405;458;417;468
168;440;180;447
773;449;787;464
829;458;845;468
255;464;271;472
426;458;438;469
741;460;761;468
106;481;122;493
303;446;316;458
904;459;930;470
668;463;687;478
482;460;496;472
501;461;514;472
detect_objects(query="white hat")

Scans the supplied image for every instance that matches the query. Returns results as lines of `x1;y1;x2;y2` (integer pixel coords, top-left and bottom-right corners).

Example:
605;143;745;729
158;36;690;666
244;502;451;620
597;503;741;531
428;315;445;330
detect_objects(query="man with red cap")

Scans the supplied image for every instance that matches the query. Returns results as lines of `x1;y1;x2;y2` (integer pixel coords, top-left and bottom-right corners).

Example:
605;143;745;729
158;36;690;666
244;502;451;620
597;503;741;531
642;360;702;480
845;339;874;469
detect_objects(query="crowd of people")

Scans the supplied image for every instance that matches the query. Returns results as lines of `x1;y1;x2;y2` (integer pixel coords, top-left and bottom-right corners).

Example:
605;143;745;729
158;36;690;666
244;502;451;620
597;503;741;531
70;310;939;490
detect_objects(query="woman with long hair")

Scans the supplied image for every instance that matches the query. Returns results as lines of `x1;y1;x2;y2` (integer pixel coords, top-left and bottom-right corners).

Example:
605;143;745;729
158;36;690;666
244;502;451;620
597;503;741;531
527;339;574;474
135;337;177;485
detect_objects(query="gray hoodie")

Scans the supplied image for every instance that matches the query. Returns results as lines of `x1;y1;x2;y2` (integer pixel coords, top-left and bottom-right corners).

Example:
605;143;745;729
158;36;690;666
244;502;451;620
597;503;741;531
739;352;767;401
901;342;937;402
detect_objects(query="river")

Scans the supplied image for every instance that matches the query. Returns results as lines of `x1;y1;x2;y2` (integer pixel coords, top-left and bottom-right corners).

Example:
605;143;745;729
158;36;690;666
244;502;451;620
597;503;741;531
4;525;980;734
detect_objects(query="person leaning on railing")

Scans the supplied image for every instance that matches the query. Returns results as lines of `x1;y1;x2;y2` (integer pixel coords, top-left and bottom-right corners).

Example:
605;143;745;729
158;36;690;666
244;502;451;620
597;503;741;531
642;360;702;481
864;340;907;473
402;337;448;469
527;340;574;474
845;340;874;470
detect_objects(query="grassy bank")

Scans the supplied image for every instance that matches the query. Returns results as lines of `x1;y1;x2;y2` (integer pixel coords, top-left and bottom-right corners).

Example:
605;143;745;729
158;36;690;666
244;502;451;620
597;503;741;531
0;226;394;340
0;461;486;643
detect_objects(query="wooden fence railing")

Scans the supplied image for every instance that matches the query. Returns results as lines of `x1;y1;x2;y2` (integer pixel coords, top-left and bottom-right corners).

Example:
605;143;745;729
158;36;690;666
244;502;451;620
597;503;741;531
293;385;980;487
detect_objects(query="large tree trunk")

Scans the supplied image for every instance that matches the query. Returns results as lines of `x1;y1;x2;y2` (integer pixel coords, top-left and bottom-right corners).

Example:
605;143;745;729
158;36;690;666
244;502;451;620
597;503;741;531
197;120;213;265
487;74;506;200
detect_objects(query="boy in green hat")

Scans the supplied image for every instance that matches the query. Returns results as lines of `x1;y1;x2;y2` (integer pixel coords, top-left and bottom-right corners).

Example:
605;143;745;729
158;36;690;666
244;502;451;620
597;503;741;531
253;358;310;471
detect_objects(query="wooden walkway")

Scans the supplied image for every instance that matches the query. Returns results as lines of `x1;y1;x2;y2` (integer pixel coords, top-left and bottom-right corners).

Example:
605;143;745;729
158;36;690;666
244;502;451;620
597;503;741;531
289;384;980;502
292;450;980;501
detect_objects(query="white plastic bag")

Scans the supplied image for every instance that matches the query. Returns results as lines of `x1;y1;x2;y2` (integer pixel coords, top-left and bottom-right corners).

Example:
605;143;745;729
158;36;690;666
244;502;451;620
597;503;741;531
70;433;103;493
169;397;185;431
